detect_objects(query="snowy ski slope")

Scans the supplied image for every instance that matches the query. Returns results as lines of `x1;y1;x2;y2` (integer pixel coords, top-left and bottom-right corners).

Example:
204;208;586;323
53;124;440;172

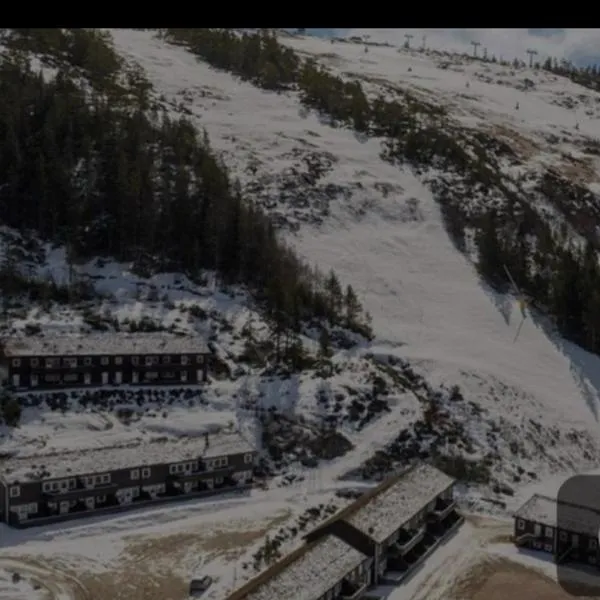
107;28;600;455
3;28;600;600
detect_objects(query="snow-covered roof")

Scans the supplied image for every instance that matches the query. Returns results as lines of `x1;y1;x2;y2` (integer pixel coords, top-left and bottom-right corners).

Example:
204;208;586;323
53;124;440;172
0;432;255;484
4;333;209;357
515;494;600;538
346;463;455;543
233;535;368;600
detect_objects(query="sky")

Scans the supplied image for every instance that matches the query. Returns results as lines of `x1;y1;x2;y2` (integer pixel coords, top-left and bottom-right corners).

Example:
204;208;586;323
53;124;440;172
296;29;600;67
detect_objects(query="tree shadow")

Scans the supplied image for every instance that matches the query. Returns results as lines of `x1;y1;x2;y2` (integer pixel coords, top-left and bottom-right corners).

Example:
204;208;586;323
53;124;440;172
478;277;512;326
529;311;600;423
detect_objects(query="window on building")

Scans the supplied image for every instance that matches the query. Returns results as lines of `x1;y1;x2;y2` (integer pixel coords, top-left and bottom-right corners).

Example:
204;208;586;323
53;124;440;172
131;356;139;366
9;485;20;498
162;356;171;364
196;355;203;364
11;358;21;367
145;356;154;366
559;531;568;542
101;357;109;366
244;453;254;464
169;465;177;475
115;356;123;365
46;358;56;368
31;358;39;367
215;477;224;484
84;357;92;366
42;482;51;493
131;469;140;480
68;479;76;490
142;468;151;479
545;526;554;538
590;539;598;550
181;355;189;365
96;495;106;503
100;474;110;484
517;519;525;531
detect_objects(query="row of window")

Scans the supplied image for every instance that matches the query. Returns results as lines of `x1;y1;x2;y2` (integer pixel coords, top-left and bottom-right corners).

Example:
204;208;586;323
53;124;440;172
11;474;251;520
130;468;152;480
517;519;598;548
9;458;253;500
11;502;37;516
12;355;204;368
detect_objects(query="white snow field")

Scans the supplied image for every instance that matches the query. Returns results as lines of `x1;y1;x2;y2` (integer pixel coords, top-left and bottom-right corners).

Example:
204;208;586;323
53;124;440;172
106;28;600;474
2;28;600;599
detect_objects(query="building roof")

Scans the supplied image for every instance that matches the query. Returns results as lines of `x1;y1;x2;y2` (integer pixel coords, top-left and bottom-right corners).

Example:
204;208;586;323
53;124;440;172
345;462;455;544
224;462;455;600
227;535;368;600
4;334;210;357
514;494;600;538
0;432;255;484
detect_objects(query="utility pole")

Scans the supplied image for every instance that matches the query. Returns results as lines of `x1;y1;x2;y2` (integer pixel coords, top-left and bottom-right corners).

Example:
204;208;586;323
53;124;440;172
421;34;427;52
526;48;538;68
404;33;413;49
470;40;480;58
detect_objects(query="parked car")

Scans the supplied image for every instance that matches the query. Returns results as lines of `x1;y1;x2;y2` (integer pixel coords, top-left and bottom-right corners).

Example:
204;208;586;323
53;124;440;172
189;575;213;597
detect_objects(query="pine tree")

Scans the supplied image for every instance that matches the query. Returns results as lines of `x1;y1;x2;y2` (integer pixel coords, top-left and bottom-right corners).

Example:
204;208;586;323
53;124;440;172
325;270;343;324
344;284;361;328
318;327;333;360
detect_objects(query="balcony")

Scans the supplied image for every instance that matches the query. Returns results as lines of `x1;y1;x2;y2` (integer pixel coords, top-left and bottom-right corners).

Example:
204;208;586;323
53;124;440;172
392;525;427;556
338;576;369;600
42;480;119;499
430;498;456;521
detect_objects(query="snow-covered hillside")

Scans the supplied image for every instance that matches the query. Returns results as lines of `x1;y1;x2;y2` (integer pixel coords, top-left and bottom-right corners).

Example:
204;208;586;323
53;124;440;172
3;28;600;600
105;28;600;478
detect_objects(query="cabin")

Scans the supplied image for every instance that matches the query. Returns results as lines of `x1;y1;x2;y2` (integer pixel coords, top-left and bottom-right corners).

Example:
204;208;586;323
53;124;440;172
0;431;257;527
305;462;461;585
223;462;463;600
514;493;600;567
225;533;373;600
1;333;211;390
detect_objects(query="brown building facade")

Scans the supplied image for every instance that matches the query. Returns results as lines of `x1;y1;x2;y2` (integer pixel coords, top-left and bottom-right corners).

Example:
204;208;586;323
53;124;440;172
224;463;463;600
0;432;256;527
514;494;600;568
1;334;211;390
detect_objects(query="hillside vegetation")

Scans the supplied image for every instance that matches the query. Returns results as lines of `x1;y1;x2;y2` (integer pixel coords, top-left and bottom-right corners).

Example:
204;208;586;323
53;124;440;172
162;28;600;356
0;28;373;366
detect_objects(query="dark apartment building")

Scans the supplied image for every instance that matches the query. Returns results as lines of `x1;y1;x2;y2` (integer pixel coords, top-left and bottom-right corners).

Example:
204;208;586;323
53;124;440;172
0;431;257;527
514;493;600;569
1;333;211;390
225;462;463;600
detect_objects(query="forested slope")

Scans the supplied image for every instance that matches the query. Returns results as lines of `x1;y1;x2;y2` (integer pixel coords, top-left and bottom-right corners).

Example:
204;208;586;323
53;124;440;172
0;29;373;366
160;28;600;357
